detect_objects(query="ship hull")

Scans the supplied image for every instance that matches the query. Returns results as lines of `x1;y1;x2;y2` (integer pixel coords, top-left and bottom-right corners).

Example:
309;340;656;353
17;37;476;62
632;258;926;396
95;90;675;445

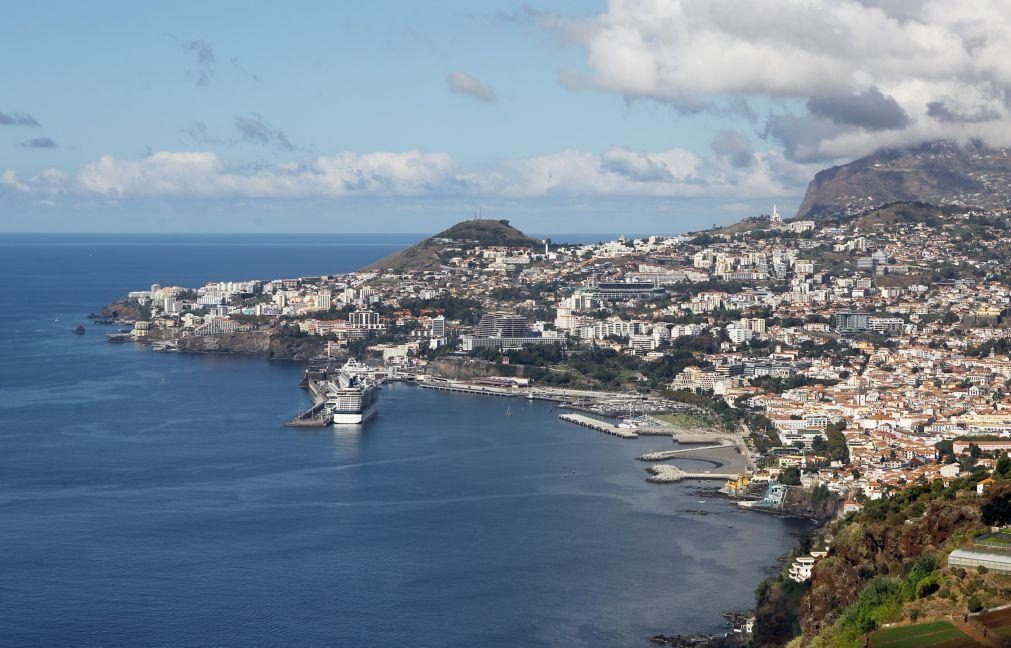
331;401;378;425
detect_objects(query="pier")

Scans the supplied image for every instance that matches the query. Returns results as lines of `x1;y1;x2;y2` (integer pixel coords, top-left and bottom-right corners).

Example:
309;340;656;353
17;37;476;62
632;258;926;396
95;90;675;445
285;401;331;427
645;464;740;483
637;442;733;462
417;381;520;398
558;413;638;438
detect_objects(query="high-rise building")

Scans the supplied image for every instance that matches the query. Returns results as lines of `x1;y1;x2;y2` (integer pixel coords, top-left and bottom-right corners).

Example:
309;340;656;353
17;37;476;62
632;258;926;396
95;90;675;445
431;315;446;338
317;290;332;310
349;310;381;329
475;312;531;338
832;311;870;334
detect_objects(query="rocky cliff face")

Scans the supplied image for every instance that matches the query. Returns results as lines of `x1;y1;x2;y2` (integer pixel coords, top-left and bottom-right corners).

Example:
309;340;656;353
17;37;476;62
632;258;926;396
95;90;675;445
800;499;979;639
99;300;146;321
797;141;1011;219
173;330;326;360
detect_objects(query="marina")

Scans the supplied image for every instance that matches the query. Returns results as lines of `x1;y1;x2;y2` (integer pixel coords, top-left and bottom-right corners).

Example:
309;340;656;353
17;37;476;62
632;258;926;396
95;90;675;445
557;413;639;438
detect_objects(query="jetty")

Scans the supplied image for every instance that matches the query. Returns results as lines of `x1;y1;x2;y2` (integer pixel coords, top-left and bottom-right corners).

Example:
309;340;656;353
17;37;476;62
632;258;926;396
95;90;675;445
285;401;331;427
645;464;740;484
558;413;638;438
637;442;734;462
417;380;519;398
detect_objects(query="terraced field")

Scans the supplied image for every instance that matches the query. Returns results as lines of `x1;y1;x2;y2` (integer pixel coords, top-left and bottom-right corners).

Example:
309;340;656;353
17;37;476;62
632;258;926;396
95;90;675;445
869;621;983;648
978;606;1011;637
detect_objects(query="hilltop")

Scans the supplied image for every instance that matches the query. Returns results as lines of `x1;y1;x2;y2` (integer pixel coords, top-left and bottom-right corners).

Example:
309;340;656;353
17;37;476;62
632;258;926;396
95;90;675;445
797;141;1011;220
365;219;541;272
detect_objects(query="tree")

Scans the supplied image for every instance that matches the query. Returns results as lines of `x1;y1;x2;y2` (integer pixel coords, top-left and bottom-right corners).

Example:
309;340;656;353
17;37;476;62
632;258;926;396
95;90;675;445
781;466;801;486
995;454;1011;480
981;488;1011;526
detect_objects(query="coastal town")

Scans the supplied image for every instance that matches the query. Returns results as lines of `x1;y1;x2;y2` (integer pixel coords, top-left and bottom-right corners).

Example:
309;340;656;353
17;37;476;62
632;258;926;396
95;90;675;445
99;204;1011;507
97;202;1011;644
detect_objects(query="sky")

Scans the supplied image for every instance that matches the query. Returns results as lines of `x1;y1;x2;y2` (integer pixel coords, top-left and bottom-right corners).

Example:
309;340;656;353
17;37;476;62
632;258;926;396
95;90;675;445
3;0;1011;234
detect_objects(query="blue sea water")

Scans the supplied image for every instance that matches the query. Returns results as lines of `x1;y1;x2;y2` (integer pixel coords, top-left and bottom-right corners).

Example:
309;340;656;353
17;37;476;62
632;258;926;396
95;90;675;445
0;234;806;648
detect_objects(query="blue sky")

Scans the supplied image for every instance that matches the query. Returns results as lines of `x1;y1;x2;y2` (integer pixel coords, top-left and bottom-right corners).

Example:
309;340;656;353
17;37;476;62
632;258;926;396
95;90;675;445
3;1;996;233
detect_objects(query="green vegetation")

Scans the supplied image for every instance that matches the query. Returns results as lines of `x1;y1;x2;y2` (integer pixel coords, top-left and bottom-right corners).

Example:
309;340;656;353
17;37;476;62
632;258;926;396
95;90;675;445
398;296;482;324
981;488;1011;526
655;412;716;430
868;620;980;648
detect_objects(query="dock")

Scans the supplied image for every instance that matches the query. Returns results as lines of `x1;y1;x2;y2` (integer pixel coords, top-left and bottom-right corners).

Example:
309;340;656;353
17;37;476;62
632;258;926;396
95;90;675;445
558;413;638;438
417;381;519;398
636;442;733;462
645;464;740;483
285;400;332;427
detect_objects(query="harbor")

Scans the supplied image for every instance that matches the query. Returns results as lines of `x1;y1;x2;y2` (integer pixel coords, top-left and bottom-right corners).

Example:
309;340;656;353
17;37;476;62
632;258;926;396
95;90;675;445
286;359;380;426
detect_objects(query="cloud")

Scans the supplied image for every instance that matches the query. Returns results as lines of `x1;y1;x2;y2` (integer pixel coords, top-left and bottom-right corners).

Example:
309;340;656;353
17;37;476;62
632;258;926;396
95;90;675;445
19;137;57;149
447;72;497;102
2;146;812;203
234;114;293;150
547;0;1011;161
0;111;40;126
807;87;909;130
184;39;215;87
926;101;1001;124
183;121;215;144
710;131;754;168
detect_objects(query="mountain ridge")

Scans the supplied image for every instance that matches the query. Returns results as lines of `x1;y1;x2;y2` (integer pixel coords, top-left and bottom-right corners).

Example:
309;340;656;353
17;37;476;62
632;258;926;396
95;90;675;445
797;140;1011;220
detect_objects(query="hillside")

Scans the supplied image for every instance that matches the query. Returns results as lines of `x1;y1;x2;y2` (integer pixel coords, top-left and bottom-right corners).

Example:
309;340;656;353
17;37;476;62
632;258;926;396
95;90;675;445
754;478;1011;648
365;219;541;272
797;141;1011;220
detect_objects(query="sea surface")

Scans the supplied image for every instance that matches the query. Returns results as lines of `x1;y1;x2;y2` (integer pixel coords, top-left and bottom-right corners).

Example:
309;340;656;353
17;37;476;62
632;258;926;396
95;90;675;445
0;234;806;648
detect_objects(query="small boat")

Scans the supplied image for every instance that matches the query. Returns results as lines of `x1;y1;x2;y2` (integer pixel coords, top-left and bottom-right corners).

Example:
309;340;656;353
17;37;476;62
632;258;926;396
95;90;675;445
505;406;512;416
73;325;86;335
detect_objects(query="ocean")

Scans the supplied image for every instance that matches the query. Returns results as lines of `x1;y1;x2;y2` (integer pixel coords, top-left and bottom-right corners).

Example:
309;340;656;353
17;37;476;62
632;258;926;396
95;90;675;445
0;234;806;647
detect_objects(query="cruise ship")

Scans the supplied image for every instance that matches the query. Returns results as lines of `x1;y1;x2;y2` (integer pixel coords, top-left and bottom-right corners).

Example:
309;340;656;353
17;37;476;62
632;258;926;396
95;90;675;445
321;360;379;424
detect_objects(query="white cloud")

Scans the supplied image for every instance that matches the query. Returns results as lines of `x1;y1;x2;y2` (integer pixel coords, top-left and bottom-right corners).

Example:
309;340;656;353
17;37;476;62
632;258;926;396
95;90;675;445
2;145;812;204
549;0;1011;160
447;72;497;102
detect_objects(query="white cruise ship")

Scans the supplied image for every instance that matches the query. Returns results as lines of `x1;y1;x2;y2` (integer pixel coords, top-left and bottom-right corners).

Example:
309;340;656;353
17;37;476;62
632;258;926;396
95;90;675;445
322;360;379;424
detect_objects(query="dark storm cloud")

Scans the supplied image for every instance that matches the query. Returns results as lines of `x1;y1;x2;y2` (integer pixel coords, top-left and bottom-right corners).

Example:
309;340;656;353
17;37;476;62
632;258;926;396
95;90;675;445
762;113;846;163
806;87;909;131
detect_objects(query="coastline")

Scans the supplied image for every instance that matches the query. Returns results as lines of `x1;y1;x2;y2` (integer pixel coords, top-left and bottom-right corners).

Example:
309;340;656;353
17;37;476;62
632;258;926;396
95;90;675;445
91;313;801;641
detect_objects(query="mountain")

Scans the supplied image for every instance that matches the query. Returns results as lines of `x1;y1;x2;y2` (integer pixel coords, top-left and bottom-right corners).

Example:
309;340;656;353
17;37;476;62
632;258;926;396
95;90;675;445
365;219;542;272
797;141;1011;220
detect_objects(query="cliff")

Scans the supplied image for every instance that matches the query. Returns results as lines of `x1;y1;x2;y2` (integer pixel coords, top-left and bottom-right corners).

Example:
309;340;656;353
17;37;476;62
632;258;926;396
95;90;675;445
797;141;1011;219
754;479;1011;647
172;330;327;360
98;300;147;322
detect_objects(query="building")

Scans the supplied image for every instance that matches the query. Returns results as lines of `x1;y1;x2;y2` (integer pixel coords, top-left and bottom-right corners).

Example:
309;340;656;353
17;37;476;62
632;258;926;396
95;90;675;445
948;534;1011;575
586;280;666;301
349;310;382;330
832;311;870;334
461;332;565;351
475;312;531;338
431;315;446;339
868;316;904;335
789;555;816;582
